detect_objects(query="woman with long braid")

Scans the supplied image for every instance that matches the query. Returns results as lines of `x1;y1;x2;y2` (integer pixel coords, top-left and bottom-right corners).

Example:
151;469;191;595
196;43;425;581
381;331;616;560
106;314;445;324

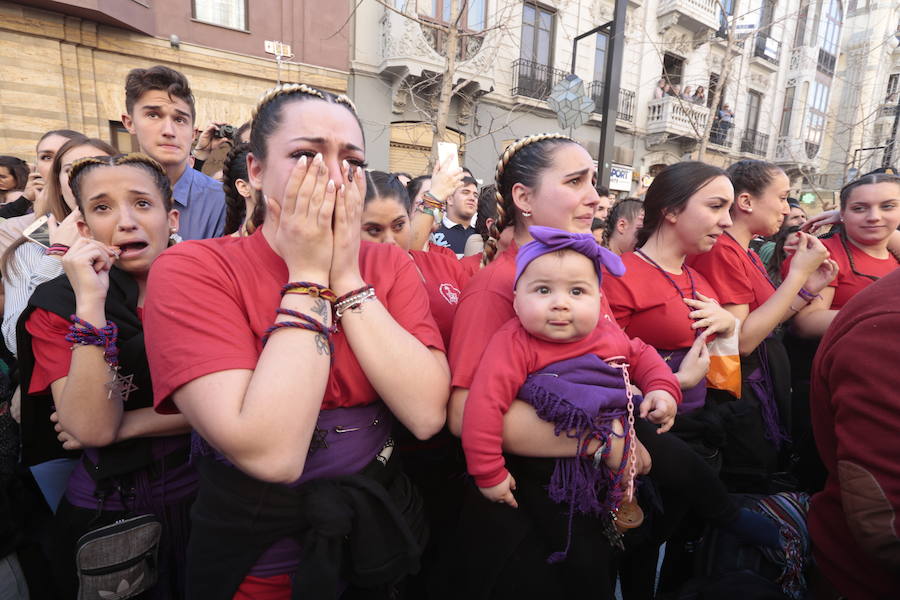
788;173;899;337
221;142;263;237
445;134;769;598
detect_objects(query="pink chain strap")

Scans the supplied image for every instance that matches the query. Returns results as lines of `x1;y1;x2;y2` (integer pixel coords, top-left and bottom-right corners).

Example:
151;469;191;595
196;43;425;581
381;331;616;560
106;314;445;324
609;357;637;503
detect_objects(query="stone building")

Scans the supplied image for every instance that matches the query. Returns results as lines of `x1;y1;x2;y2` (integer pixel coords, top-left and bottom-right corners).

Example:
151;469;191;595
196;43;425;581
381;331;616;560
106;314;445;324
815;0;900;202
0;0;350;159
350;0;892;206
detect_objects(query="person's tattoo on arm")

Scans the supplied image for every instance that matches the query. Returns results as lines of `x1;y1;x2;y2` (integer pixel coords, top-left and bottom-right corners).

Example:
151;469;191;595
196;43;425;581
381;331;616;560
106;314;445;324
312;298;330;325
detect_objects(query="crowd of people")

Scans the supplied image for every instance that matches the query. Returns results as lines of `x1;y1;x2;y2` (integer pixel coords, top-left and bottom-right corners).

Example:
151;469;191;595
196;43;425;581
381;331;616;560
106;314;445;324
0;64;897;600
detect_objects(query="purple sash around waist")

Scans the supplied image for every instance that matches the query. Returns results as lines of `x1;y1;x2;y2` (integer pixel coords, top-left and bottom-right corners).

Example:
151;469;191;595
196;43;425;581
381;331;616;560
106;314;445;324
657;348;707;414
193;402;393;578
65;435;197;512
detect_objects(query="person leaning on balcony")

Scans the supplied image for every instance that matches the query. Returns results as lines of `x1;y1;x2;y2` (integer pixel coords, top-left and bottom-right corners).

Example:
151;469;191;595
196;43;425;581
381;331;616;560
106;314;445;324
653;78;666;100
681;85;694;101
692;86;706;105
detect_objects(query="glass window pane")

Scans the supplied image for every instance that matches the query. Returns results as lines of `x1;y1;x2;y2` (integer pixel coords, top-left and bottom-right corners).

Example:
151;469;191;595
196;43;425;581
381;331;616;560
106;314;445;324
523;4;535;25
194;0;246;29
468;0;485;30
521;22;534;61
594;33;608;82
443;0;451;22
540;10;552;31
537;29;550;64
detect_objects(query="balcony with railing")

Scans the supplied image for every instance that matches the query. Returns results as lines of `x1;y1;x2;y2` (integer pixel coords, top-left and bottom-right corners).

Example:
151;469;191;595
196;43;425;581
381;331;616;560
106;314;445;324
646;95;710;139
657;0;720;33
708;123;735;149
775;136;817;169
752;34;781;68
588;82;636;123
510;58;568;100
740;129;769;156
817;49;836;76
878;103;900;119
379;8;495;90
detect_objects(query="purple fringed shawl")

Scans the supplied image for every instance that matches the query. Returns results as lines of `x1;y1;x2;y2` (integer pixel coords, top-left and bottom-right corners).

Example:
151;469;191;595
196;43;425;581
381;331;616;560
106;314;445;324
517;354;641;562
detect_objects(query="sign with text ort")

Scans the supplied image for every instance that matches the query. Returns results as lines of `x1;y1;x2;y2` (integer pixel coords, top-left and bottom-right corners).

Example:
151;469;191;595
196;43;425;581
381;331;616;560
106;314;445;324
609;164;633;192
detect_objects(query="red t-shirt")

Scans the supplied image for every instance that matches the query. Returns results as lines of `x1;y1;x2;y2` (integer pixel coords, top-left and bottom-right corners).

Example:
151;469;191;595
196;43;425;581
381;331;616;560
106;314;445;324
144;229;443;414
428;242;458;259
688;233;775;311
463;318;682;487
603;252;720;350
26;307;145;393
27;309;77;394
781;236;899;310
458;253;482;279
409;249;474;348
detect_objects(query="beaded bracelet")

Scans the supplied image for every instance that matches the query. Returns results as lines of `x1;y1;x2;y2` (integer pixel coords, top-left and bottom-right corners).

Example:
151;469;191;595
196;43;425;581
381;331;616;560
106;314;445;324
334;286;376;319
262;308;337;359
65;315;119;367
45;243;70;257
334;285;373;306
65;316;138;402
281;281;337;303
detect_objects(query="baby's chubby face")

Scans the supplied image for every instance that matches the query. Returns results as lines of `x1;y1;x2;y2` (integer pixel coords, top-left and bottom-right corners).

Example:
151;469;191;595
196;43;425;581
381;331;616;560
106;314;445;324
513;250;602;343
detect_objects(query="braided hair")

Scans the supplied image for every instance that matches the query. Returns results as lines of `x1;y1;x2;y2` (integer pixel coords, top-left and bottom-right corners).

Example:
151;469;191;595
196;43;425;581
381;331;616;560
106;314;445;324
483;133;577;266
604;197;644;248
836;172;900;280
249;82;363;162
69;153;173;212
222;142;263;236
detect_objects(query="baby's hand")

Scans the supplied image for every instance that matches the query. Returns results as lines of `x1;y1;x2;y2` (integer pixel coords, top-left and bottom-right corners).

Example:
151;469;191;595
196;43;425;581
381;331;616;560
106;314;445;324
640;390;677;433
479;472;518;508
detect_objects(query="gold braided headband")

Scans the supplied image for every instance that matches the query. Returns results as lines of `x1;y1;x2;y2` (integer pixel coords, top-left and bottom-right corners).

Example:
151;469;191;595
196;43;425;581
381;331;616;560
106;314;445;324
68;153;166;184
494;133;573;204
252;83;358;121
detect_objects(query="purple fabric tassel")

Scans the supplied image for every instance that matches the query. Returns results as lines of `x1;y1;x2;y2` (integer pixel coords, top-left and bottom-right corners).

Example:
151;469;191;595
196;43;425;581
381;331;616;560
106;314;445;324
742;337;790;448
517;354;638;562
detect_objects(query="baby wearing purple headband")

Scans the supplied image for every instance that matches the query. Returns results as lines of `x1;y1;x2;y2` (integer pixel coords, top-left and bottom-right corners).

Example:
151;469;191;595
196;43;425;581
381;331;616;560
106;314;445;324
462;226;681;563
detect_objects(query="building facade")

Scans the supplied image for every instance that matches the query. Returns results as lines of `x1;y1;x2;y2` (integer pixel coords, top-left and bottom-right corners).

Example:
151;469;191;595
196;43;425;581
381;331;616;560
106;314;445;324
0;0;350;158
351;0;895;209
817;0;900;195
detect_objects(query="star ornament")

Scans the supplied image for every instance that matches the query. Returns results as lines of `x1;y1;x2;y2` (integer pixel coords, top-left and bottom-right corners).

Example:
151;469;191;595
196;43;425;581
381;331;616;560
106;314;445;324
106;371;139;404
547;74;594;130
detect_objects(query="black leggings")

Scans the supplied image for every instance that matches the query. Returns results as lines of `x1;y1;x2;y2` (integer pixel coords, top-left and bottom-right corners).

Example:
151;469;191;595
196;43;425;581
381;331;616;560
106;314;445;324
616;420;740;599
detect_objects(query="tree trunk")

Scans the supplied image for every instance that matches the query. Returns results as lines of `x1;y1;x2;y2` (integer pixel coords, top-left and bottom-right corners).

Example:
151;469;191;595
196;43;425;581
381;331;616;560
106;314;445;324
430;0;460;167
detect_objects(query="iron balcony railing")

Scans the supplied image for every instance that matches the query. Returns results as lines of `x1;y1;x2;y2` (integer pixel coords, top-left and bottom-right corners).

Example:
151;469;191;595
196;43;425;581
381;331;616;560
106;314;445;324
588;81;636;122
511;58;568;100
817;48;836;76
708;122;735;147
753;33;781;65
741;128;770;156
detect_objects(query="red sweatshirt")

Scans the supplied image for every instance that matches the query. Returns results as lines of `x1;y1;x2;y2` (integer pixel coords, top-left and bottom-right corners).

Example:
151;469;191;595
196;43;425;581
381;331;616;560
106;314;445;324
462;316;681;488
809;269;900;598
